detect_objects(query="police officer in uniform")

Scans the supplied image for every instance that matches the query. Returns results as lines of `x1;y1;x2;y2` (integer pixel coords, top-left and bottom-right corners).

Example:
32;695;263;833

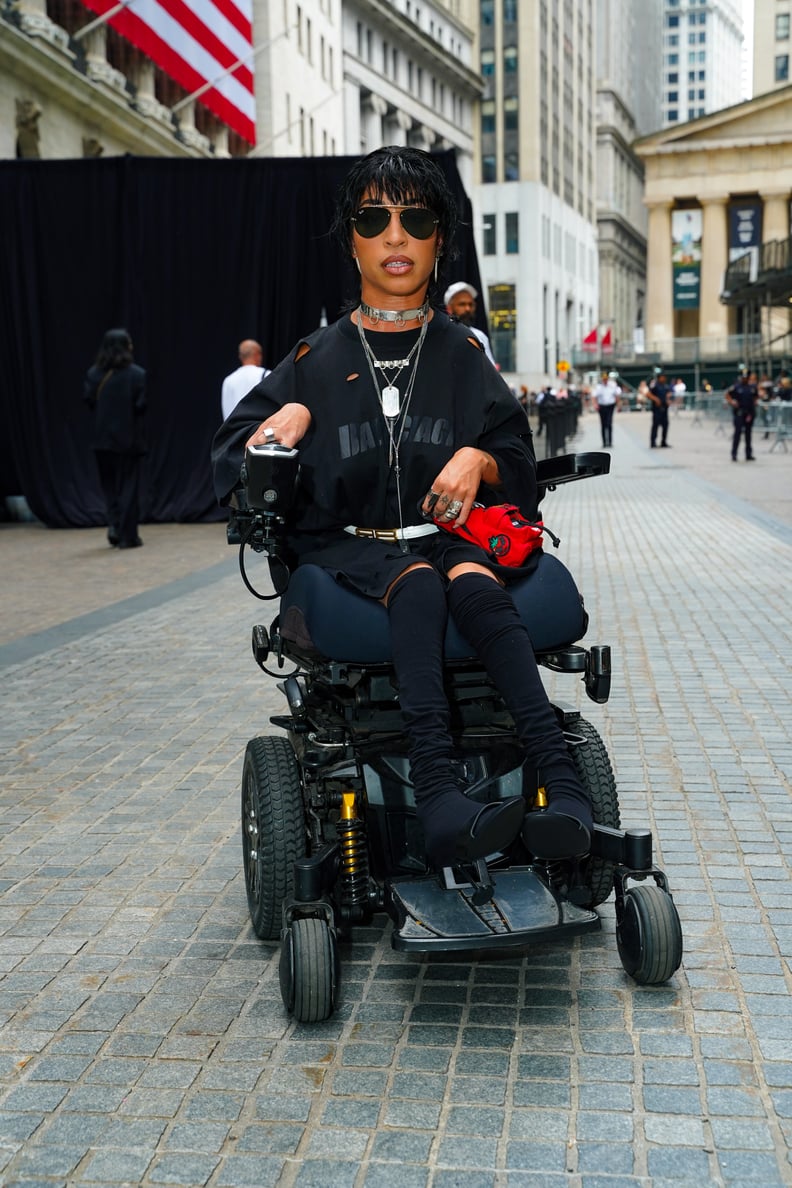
726;372;758;462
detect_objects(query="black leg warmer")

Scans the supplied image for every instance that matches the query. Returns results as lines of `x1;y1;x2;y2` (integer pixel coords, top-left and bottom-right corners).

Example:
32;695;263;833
447;572;593;842
387;568;525;866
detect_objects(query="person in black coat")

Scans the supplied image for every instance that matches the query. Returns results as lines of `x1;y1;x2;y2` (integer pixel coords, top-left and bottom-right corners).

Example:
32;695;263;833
84;328;147;548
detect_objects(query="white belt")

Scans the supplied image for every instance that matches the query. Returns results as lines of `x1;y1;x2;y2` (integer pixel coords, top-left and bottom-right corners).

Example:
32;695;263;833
344;524;439;541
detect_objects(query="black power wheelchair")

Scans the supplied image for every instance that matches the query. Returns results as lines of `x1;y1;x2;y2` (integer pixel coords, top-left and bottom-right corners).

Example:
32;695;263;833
229;445;683;1023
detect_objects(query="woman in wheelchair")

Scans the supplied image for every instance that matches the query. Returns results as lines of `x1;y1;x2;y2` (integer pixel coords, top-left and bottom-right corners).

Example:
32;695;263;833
212;146;593;870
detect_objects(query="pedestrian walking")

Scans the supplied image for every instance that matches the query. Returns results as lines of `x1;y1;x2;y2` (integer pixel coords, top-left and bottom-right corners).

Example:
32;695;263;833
592;371;621;447
647;370;673;448
83;328;146;548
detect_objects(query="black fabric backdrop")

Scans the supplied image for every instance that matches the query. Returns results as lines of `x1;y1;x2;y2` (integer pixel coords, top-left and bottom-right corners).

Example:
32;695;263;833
0;151;485;527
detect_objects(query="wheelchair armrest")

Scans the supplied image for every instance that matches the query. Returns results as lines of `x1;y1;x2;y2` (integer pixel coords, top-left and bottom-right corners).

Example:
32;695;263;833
537;452;611;499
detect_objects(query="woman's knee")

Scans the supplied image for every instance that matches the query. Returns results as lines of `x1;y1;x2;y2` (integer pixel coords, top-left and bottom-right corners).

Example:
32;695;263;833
382;562;438;607
447;562;502;584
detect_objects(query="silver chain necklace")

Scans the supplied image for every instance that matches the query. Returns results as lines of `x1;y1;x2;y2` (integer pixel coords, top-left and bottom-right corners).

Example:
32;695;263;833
355;311;427;418
355;313;430;536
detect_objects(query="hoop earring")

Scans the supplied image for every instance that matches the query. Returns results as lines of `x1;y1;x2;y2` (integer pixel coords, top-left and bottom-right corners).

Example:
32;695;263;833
434;255;439;284
354;257;361;274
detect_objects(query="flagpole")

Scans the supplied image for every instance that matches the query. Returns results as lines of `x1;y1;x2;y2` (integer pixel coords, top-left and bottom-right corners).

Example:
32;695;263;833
73;0;135;41
172;25;295;114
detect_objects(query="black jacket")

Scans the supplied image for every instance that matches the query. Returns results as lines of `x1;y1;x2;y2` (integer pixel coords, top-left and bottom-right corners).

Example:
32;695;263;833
84;363;147;455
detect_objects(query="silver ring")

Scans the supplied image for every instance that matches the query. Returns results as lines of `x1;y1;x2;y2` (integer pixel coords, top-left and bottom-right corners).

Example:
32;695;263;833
446;500;463;518
263;427;275;439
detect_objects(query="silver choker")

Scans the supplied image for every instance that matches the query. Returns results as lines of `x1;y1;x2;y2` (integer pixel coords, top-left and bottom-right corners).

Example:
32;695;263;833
359;301;429;327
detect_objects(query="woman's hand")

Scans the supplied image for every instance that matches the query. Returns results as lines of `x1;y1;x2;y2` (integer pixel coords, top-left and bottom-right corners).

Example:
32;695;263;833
422;447;499;527
245;403;312;450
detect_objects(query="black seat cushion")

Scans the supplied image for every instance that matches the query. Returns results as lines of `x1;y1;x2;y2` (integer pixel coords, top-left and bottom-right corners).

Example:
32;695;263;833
279;551;586;663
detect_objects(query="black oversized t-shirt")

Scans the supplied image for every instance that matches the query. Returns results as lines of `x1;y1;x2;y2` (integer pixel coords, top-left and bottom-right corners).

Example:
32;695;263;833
212;312;536;545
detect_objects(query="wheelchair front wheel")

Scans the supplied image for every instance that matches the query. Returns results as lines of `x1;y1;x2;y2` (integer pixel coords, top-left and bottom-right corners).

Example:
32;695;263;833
241;736;306;941
279;916;338;1023
568;717;620;907
616;883;683;985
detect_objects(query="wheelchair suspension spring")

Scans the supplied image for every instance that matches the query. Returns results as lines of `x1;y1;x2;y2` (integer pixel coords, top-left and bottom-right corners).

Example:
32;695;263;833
337;791;370;908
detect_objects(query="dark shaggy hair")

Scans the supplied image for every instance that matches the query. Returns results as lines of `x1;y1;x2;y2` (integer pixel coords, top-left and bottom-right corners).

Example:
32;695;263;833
95;328;134;370
331;146;459;273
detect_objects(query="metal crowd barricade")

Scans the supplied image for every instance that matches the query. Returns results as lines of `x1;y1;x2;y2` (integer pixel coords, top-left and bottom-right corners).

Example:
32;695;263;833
766;400;792;453
690;391;730;434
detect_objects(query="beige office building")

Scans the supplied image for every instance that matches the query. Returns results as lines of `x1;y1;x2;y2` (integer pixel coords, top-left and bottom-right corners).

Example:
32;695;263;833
753;0;791;95
635;84;792;368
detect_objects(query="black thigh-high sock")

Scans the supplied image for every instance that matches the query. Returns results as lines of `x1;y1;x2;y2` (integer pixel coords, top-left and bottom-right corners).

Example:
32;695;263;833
386;567;456;795
387;567;525;864
447;571;592;828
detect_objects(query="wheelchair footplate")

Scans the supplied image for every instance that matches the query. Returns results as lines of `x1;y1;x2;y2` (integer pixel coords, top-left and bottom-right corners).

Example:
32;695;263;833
386;862;600;953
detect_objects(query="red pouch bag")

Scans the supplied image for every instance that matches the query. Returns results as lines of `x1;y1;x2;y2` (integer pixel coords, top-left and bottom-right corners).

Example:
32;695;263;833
435;503;546;567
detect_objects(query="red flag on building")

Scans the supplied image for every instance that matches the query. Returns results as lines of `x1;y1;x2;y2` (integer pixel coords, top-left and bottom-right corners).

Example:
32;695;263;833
81;0;256;144
601;327;613;352
581;326;598;351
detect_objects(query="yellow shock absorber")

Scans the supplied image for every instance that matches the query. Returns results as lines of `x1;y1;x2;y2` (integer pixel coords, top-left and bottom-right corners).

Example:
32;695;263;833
338;790;369;906
534;785;548;809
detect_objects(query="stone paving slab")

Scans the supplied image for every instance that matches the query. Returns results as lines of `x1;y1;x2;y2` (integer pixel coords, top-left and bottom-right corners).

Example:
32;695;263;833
1;414;791;1186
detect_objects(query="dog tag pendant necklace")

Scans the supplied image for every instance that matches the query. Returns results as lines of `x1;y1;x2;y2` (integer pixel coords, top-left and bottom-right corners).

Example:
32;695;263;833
381;384;400;417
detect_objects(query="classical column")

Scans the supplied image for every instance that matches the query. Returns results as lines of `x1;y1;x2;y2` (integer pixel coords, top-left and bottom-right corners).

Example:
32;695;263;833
644;200;674;357
409;124;436;152
384;109;412;147
760;189;792;352
762;189;791;242
698;196;729;353
361;94;387;152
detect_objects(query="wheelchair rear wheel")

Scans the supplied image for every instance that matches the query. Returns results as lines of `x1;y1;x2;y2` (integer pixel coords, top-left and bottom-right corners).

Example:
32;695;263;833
241;735;306;940
569;717;620;907
279;916;338;1023
616;882;683;984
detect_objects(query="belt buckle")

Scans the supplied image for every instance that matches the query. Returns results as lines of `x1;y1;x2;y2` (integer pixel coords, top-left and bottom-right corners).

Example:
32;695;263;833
378;529;399;542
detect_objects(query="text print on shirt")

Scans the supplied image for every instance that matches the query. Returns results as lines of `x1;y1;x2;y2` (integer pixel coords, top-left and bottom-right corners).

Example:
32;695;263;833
339;416;454;460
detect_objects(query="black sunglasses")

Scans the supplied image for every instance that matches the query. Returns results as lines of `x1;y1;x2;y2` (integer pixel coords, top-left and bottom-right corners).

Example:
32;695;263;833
352;205;439;240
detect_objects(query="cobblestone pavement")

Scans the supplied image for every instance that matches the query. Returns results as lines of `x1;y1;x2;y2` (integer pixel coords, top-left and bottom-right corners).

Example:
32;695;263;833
1;411;791;1187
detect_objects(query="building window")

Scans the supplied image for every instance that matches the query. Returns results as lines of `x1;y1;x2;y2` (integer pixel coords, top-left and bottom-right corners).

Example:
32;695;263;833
488;284;516;372
482;154;496;183
777;13;790;39
503;0;517;19
483;214;496;255
667;72;678;83
666;13;679;25
668;91;678;102
481;0;494;24
504;151;519;180
505;212;519;253
504;96;518;131
504;45;518;72
776;54;790;82
668;109;678;121
481;100;496;134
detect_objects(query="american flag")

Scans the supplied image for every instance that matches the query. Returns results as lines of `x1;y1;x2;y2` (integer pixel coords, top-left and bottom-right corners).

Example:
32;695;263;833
82;0;256;144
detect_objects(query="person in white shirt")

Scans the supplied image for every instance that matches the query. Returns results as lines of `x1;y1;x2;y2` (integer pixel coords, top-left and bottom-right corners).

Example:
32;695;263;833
221;340;269;420
443;282;496;367
672;377;687;411
592;371;621;447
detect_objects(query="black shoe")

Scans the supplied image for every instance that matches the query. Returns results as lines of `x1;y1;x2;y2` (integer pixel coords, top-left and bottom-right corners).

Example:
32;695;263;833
521;811;591;860
650;443;657;448
746;456;756;461
660;443;671;448
118;537;143;549
731;456;737;462
107;529;119;547
422;792;525;868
